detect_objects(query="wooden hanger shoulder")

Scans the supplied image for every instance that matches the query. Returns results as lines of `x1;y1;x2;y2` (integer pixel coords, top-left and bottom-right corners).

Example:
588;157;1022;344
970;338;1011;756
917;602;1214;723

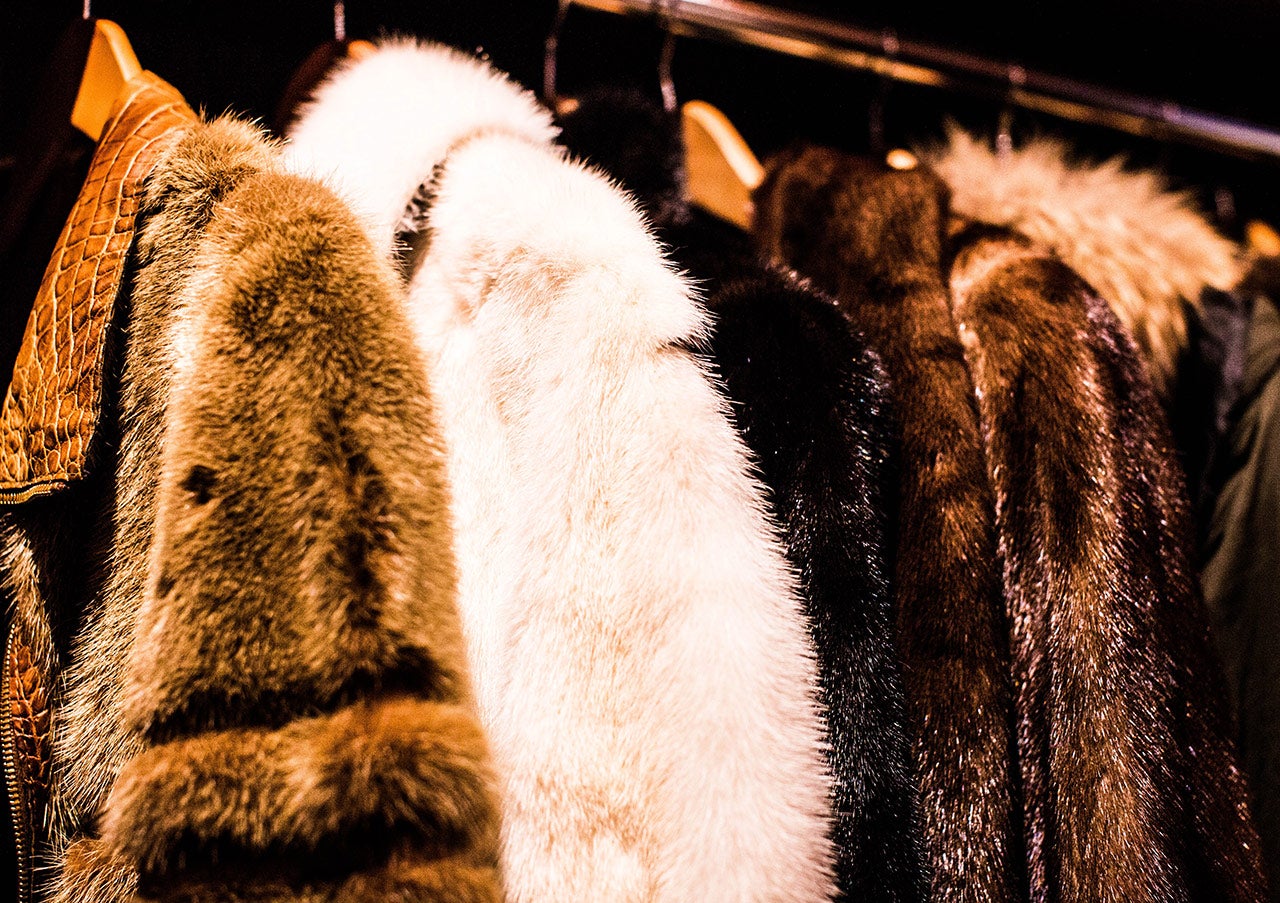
347;39;376;60
681;100;763;230
1248;219;1280;258
70;19;142;141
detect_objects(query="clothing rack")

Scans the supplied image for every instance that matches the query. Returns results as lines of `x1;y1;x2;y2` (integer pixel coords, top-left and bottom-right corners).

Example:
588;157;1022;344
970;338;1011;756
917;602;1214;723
566;0;1280;162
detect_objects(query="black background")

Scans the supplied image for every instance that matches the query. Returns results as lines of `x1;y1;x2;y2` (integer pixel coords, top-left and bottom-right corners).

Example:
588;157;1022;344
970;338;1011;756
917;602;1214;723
2;1;1279;225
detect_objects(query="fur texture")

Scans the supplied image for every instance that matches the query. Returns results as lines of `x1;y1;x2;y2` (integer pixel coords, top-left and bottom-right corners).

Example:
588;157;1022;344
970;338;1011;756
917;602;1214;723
925;127;1243;396
286;40;558;258
948;222;1266;902
558;87;928;902
5;115;500;902
2;116;277;903
752;147;1023;903
46;119;277;862
704;276;926;902
288;43;837;902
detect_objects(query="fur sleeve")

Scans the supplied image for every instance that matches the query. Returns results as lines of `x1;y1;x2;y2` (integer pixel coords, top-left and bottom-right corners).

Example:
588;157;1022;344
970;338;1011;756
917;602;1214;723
408;134;836;903
703;273;927;900
98;169;501;901
948;224;1266;901
752;148;1022;903
557;90;925;898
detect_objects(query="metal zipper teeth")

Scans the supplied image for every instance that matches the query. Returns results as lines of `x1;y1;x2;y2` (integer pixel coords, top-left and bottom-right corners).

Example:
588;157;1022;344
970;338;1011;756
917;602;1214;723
0;480;58;898
0;482;63;506
2;628;30;903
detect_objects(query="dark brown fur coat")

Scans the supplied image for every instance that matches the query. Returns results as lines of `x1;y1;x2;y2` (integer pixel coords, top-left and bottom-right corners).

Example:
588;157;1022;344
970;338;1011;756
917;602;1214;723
752;148;1022;903
3;115;499;902
947;222;1266;902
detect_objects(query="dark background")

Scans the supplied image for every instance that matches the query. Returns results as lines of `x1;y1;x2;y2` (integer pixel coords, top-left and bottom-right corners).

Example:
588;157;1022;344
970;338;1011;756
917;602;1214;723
2;1;1279;226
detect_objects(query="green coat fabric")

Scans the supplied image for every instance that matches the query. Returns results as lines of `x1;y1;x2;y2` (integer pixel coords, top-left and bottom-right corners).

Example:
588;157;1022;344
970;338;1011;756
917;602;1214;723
1203;282;1280;899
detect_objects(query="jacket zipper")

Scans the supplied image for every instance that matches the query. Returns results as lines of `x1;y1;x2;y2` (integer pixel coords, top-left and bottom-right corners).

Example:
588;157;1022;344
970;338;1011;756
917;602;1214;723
2;625;30;903
0;482;61;506
0;479;56;903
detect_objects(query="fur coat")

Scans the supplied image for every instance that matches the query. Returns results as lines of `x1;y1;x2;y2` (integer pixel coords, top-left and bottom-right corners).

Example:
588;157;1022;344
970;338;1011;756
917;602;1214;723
925;127;1244;401
287;44;837;902
556;87;927;902
1;76;499;902
925;128;1252;528
947;220;1266;902
752;147;1023;903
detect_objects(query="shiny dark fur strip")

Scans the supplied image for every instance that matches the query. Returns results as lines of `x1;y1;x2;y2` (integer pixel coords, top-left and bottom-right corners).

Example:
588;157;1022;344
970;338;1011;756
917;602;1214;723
704;271;926;901
948;223;1266;902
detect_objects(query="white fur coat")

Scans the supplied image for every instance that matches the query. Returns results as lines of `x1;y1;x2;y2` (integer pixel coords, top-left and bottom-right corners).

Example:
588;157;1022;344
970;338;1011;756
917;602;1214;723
287;41;836;903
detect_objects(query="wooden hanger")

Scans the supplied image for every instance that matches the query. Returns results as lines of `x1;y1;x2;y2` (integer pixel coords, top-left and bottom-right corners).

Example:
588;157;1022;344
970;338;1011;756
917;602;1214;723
1247;220;1280;258
681;100;764;230
70;19;142;141
273;38;377;133
273;0;376;138
274;1;374;132
681;100;921;230
0;16;98;360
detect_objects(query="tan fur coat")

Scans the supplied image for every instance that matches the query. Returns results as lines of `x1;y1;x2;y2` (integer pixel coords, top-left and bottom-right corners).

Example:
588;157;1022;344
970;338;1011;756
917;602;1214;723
2;103;499;902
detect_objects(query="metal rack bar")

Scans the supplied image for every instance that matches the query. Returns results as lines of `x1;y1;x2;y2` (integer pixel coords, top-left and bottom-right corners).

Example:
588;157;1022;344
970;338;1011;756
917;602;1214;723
569;0;1280;161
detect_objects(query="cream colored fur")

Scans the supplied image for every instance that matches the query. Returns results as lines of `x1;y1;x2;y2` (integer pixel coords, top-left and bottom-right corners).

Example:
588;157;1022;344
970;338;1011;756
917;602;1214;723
926;126;1243;393
288;41;837;903
286;40;559;258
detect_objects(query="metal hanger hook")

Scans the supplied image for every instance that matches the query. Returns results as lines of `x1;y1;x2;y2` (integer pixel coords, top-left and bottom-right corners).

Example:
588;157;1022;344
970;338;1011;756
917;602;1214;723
333;1;347;42
83;0;91;19
543;0;572;108
868;28;898;154
656;0;678;113
996;63;1025;160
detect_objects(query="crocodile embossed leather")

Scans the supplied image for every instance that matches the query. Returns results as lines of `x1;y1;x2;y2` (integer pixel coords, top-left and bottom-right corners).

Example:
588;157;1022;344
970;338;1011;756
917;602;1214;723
6;629;49;830
0;73;195;501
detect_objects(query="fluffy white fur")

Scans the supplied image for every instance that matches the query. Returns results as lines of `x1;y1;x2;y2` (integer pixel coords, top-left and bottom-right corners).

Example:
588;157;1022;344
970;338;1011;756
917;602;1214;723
286;40;559;258
287;41;837;903
926;126;1243;393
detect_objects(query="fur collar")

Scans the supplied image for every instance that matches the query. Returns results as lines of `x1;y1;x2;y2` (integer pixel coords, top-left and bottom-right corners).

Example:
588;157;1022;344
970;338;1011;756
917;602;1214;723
926;127;1243;394
285;38;558;257
288;42;837;902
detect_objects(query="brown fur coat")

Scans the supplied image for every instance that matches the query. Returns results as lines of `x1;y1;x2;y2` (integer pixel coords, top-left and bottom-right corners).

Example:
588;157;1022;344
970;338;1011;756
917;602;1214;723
753;148;1022;903
2;111;499;902
947;221;1266;902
